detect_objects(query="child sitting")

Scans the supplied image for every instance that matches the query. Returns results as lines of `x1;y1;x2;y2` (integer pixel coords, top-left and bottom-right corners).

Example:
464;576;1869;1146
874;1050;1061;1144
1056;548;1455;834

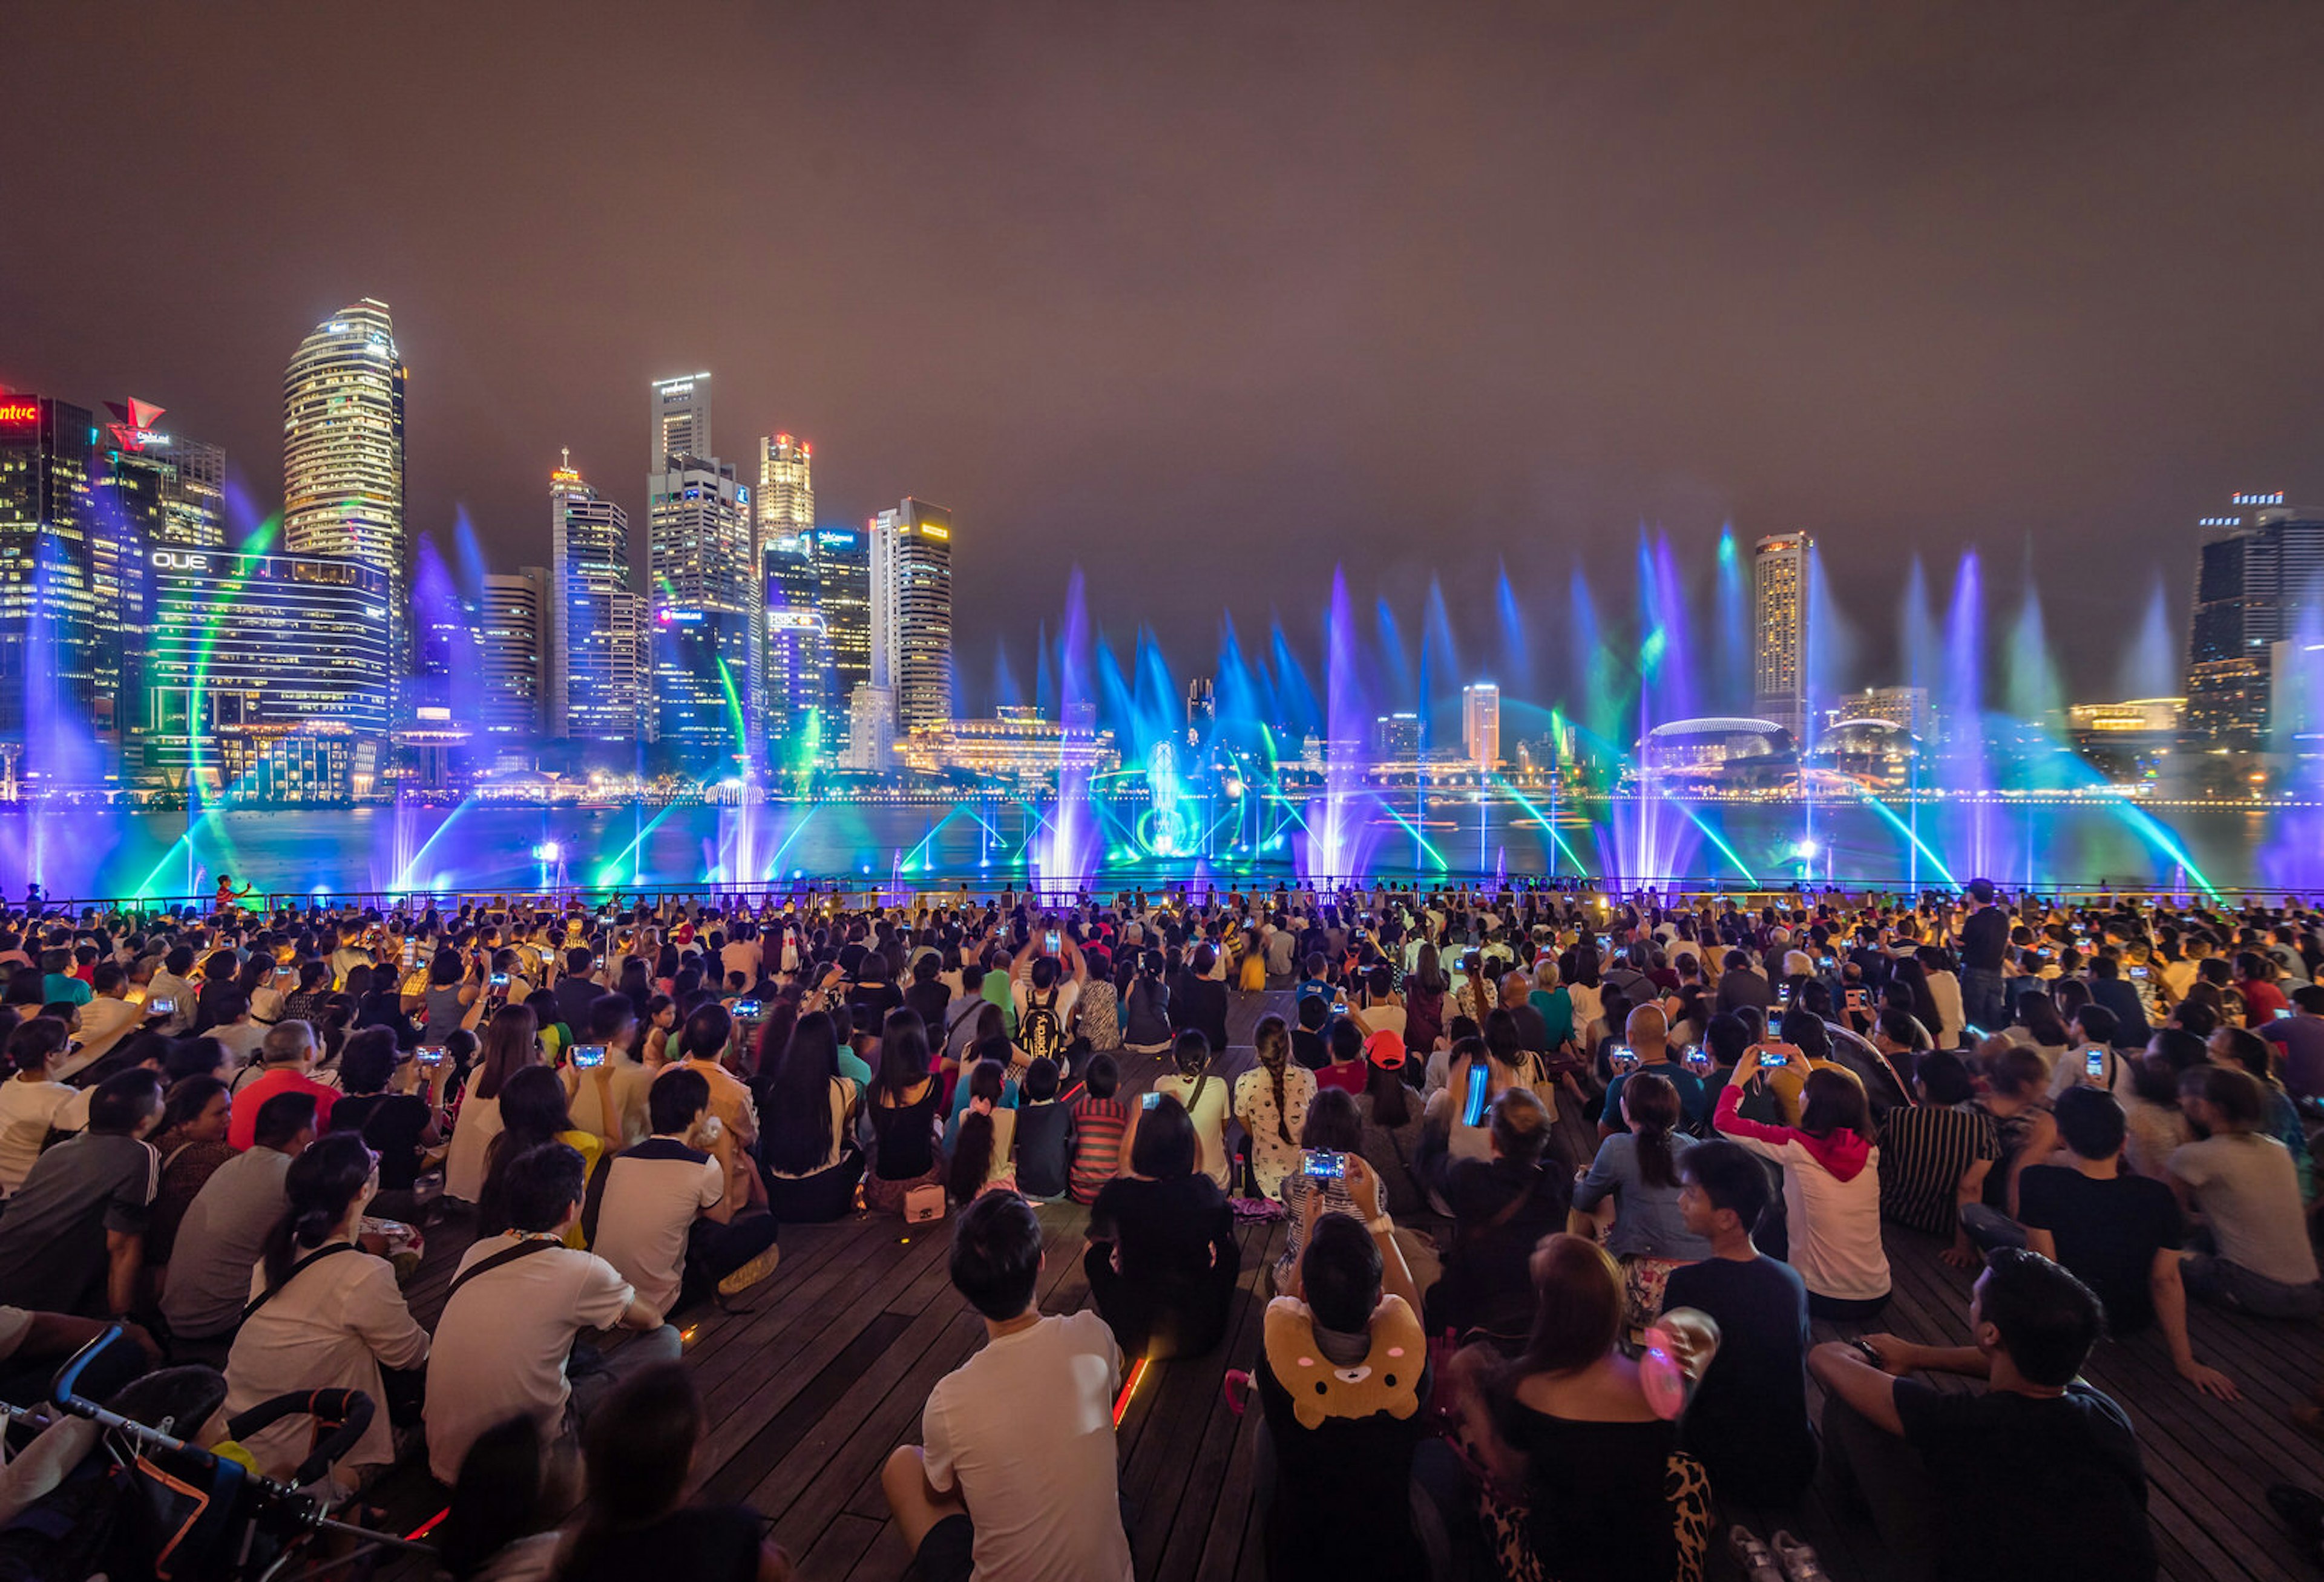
1068;1054;1131;1204
1013;1057;1074;1201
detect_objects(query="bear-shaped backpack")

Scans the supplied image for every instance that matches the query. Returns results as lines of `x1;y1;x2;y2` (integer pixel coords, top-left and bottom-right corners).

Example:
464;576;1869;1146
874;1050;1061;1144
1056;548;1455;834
1262;1293;1425;1430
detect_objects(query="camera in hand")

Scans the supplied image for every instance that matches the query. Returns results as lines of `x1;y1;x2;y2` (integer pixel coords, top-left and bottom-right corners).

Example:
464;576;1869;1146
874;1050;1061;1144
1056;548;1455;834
1300;1149;1348;1180
571;1045;608;1069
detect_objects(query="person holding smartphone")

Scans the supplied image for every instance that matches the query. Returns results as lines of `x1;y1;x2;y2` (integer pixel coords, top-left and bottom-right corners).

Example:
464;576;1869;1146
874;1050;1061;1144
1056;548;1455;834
1713;1040;1891;1320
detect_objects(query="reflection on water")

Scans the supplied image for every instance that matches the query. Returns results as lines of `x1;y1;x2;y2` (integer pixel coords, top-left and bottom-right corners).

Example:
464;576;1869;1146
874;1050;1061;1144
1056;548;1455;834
0;795;2311;901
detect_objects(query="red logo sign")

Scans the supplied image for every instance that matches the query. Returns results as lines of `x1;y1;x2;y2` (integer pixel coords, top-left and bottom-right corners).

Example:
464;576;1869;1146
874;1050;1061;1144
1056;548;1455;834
0;400;38;428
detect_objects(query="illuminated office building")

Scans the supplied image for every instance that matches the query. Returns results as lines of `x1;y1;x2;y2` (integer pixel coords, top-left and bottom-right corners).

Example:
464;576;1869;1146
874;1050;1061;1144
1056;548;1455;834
651;373;712;472
0;395;100;777
1373;712;1422;761
282;300;406;711
478;569;547;740
758;433;824;763
649;448;753;761
133;546;389;797
549;459;646;743
816;525;872;766
1463;681;1500;772
870;498;954;740
2184;493;2324;750
1752;532;1812;740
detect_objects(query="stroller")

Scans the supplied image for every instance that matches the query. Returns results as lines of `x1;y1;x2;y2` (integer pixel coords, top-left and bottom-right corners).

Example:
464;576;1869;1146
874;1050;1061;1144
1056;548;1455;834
0;1327;436;1581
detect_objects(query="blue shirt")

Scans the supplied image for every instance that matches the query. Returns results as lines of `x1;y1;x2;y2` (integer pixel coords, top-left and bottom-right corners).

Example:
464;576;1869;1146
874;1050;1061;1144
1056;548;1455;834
1571;1131;1713;1260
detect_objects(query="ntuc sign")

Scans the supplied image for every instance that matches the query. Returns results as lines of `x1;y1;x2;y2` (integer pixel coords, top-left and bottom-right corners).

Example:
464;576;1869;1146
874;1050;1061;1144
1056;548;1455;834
0;400;38;430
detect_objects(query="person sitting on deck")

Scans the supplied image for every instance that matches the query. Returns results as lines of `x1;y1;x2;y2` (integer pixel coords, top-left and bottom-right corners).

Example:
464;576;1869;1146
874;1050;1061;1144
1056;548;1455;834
1810;1247;2158;1582
1661;1138;1817;1509
1423;1086;1570;1336
1085;1091;1239;1360
584;1066;780;1316
2168;1064;2323;1319
882;1192;1135;1582
1254;1198;1433;1581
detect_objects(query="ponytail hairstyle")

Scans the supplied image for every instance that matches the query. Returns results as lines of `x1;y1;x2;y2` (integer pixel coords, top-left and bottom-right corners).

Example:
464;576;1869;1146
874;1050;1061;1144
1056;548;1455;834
260;1131;375;1289
1253;1015;1294;1144
948;1057;1006;1202
1621;1069;1682;1189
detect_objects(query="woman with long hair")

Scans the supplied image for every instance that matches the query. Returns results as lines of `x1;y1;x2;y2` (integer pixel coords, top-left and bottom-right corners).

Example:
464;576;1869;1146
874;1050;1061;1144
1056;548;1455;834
864;1008;944;1215
1404;942;1448;1059
1233;1014;1316;1199
225;1132;428;1491
477;1064;600;1238
1571;1069;1710;1325
761;1011;865;1222
1446;1235;1712;1582
445;1003;540;1204
1146;1029;1231;1188
1271;1086;1362;1292
557;1362;790;1581
1715;1052;1889;1319
944;1057;1016;1203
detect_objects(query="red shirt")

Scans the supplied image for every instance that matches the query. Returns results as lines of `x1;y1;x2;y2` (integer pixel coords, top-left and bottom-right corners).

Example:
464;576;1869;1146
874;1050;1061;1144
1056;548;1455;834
1315;1060;1369;1096
2243;979;2291;1022
228;1068;340;1150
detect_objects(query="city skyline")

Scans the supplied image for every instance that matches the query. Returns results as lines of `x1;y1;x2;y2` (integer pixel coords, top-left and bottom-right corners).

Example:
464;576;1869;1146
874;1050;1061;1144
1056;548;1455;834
8;4;2324;707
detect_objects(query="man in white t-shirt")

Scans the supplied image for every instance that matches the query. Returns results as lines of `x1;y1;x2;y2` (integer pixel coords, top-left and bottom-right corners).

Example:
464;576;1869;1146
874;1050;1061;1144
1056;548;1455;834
56;964;149;1081
424;1139;681;1483
883;1193;1134;1582
582;1066;779;1316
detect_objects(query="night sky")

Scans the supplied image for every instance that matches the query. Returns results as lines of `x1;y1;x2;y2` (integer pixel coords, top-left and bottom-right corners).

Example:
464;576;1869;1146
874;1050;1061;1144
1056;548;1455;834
7;2;2323;712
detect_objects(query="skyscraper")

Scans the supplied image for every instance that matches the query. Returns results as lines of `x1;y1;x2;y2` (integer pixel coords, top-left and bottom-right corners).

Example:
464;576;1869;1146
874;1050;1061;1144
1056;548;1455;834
283;300;406;709
549;458;646;743
96;401;224;548
477;569;547;741
870;497;954;740
0;394;98;778
1751;532;1811;740
2184;493;2324;749
757;433;824;764
137;546;390;798
1463;681;1501;772
651;373;711;472
648;450;753;761
816;524;872;766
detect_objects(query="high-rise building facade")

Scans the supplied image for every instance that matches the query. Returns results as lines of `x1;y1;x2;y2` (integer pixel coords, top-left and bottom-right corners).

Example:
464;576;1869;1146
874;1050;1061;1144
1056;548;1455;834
1373;712;1422;761
282;300;406;711
870;497;953;740
757;433;823;764
98;399;223;549
550;460;646;743
816;524;872;766
651;373;712;473
1751;532;1811;740
2184;493;2324;749
133;545;389;796
0;395;99;777
478;569;547;741
649;450;753;761
1463;681;1501;771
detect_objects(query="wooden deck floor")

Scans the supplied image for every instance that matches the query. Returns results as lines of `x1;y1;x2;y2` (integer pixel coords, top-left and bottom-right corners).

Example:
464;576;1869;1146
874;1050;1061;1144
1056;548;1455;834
369;994;2324;1581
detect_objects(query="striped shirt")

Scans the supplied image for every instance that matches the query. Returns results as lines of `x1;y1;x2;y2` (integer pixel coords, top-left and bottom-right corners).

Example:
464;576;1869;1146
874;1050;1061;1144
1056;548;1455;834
1877;1106;2000;1236
1068;1096;1129;1204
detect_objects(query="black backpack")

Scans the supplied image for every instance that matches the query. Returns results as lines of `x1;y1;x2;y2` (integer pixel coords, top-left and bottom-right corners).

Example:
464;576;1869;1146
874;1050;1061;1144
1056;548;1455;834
1017;988;1065;1067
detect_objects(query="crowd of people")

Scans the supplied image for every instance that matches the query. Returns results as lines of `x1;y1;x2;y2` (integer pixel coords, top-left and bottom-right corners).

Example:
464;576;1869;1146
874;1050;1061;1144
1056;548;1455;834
0;873;2314;1579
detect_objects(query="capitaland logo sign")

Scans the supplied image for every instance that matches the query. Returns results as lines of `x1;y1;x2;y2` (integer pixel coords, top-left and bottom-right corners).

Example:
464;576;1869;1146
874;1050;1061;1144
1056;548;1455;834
104;399;169;451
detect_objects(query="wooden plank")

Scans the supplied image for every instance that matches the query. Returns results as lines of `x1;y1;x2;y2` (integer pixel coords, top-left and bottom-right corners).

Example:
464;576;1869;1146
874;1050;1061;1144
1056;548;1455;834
700;1310;914;1507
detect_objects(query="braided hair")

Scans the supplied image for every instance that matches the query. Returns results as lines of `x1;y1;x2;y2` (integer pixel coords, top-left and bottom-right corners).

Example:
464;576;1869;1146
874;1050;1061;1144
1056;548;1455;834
1253;1014;1295;1145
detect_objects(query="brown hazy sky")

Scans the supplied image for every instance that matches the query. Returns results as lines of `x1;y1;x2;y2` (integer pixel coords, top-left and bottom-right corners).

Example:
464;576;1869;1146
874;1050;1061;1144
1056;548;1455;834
5;1;2323;711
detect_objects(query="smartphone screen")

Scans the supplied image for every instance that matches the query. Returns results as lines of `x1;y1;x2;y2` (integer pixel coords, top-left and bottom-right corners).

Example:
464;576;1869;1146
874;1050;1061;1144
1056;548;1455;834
1607;1044;1639;1075
416;1046;445;1066
2086;1049;2106;1080
1683;1046;1711;1072
1460;1062;1490;1126
734;999;762;1019
1045;930;1061;955
1300;1149;1348;1180
150;997;176;1016
1141;1091;1162;1111
490;972;510;988
1759;1047;1790;1068
2129;966;2149;980
571;1045;607;1069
